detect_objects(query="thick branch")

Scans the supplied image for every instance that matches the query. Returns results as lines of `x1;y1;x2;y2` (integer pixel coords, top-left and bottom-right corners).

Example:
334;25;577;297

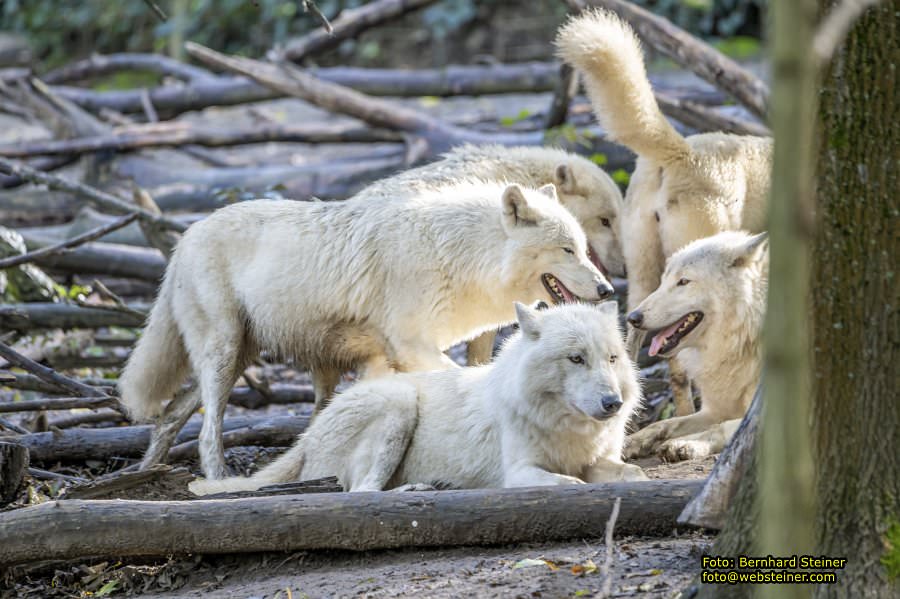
655;92;770;137
0;396;119;414
570;0;770;120
0;479;702;566
813;0;882;64
0;122;402;159
0;302;149;331
43;53;214;85
282;0;439;62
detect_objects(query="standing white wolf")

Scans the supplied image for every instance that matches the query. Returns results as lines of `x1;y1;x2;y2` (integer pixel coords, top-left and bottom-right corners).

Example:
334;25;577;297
360;145;626;278
189;301;646;495
624;231;768;460
119;181;613;479
358;144;627;365
556;10;772;415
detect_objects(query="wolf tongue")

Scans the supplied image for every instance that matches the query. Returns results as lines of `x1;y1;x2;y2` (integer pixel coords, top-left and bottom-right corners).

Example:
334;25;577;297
588;245;608;277
649;320;683;356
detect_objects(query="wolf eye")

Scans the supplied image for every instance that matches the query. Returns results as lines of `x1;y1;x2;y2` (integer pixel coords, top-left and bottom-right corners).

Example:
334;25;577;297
600;218;611;228
562;247;575;254
609;355;618;364
568;354;585;365
677;278;690;286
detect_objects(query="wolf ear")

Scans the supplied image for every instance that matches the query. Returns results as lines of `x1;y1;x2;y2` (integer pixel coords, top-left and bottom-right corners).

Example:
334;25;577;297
554;164;577;194
514;301;541;340
731;231;769;268
537;183;559;202
595;299;619;315
502;184;541;229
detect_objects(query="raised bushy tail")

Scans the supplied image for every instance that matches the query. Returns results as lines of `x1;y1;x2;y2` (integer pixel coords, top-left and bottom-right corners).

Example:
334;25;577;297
117;276;188;422
188;436;308;495
556;9;691;164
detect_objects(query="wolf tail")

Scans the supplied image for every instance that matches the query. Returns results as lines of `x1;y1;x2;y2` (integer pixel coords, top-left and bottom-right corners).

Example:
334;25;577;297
556;9;691;164
117;274;189;422
188;437;308;495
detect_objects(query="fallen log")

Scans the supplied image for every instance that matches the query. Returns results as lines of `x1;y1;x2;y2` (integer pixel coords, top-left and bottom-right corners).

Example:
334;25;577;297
281;0;439;62
0;479;702;566
17;413;310;463
0;213;139;269
21;236;166;281
0;155;79;189
0;302;149;331
655;92;770;137
0;341;107;399
0;373;313;409
0;121;404;159
0;396;118;414
0;158;186;233
570;0;770;121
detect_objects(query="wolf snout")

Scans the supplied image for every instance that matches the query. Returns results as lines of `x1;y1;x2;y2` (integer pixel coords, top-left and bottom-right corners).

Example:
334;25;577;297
601;393;623;414
626;310;644;328
597;281;614;300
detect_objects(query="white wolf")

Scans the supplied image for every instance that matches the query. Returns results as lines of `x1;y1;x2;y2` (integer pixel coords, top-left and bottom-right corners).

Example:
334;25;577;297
357;144;627;365
189;301;646;495
623;231;768;461
556;10;771;415
360;145;626;278
119;182;612;479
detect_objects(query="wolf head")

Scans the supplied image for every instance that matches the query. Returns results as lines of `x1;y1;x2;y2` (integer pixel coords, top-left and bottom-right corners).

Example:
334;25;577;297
627;231;769;358
500;183;614;304
552;159;627;278
507;301;640;425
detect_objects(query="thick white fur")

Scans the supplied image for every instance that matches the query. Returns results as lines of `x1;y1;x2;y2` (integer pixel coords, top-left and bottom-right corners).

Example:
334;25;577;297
119;181;611;478
556;10;772;414
359;145;626;276
623;231;768;460
189;302;646;495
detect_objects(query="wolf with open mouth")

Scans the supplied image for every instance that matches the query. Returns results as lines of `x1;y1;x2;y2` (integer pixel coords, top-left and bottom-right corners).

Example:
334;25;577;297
624;231;768;461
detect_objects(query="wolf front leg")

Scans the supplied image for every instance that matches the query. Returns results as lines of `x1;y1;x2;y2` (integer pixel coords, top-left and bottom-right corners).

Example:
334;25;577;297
659;418;741;462
668;357;695;416
584;458;648;483
624;411;718;460
310;366;342;414
391;342;459;373
504;462;586;487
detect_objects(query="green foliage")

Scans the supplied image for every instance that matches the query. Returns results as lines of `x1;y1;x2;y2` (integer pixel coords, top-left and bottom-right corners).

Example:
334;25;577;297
589;153;608;166
713;35;762;59
629;0;766;37
500;109;532;127
611;169;631;186
883;519;900;581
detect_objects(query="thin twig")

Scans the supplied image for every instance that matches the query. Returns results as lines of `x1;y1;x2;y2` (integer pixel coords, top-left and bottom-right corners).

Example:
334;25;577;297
0;213;139;270
813;0;882;64
0;157;187;232
140;88;160;123
301;0;334;34
142;0;168;21
0;341;109;398
600;496;621;598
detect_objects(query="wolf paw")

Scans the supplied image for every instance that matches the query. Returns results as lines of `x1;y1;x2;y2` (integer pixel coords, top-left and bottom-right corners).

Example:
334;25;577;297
391;483;437;492
659;439;710;462
619;463;649;482
624;425;667;460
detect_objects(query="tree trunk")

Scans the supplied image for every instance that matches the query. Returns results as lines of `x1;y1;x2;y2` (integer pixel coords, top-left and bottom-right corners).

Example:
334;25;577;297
696;3;899;598
811;1;900;595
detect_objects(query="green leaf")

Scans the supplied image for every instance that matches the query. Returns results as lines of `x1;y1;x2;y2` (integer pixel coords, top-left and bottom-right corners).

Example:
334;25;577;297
95;579;120;597
589;153;608;166
611;169;631;186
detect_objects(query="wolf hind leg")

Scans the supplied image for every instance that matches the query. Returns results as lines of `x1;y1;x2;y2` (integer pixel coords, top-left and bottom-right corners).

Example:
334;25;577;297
311;366;342;414
140;384;201;470
330;380;419;492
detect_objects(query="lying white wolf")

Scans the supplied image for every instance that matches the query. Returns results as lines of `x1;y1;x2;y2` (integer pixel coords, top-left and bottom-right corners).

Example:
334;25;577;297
556;10;771;415
189;301;646;495
358;144;627;365
623;231;768;461
120;182;612;479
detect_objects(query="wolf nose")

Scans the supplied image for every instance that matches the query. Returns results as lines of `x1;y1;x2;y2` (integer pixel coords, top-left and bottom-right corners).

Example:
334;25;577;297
627;310;644;328
597;282;615;300
601;394;623;414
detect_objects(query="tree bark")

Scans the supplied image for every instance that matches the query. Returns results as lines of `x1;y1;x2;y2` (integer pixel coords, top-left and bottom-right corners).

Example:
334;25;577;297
0;479;702;566
811;1;900;595
0;442;28;507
